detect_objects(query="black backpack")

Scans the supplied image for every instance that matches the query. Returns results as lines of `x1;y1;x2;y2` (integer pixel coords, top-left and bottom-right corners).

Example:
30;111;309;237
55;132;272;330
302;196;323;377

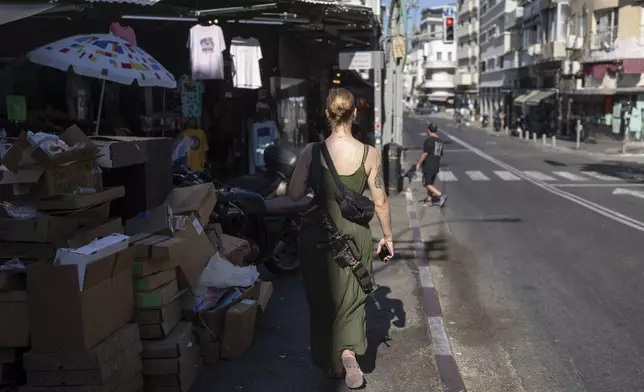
311;142;374;226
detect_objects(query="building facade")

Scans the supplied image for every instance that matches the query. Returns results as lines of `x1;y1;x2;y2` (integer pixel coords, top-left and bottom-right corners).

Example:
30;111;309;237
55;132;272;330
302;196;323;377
455;0;480;108
405;4;457;109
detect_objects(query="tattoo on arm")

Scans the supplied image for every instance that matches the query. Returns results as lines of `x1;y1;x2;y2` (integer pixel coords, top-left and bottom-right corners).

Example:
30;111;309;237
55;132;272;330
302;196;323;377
374;164;384;189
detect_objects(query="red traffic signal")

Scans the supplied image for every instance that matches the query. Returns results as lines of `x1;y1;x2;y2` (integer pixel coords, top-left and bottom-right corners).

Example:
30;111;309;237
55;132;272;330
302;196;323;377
446;17;454;26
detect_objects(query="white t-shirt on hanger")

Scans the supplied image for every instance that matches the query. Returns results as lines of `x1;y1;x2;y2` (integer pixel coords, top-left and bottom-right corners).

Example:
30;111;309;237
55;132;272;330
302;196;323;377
187;24;226;80
230;37;263;89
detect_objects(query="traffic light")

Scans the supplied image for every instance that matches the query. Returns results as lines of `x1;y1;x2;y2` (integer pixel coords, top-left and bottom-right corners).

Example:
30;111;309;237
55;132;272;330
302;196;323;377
444;16;454;43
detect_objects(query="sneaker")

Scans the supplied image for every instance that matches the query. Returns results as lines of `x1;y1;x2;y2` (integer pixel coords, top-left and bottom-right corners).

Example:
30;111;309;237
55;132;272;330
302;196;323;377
439;195;448;207
420;197;432;206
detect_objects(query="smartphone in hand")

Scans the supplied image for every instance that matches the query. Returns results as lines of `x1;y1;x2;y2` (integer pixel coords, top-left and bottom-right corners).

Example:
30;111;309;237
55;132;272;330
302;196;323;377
378;243;393;261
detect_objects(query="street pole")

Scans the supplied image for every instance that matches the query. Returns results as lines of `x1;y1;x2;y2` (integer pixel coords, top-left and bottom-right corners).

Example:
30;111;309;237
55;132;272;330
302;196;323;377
373;25;383;150
383;0;406;147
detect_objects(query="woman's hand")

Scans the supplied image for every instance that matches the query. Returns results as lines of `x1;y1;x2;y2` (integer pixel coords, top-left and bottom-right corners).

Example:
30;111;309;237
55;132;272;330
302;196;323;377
376;238;394;262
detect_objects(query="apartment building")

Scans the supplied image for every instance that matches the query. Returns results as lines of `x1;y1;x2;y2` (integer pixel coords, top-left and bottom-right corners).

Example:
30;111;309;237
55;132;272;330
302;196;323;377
455;0;480;107
478;0;522;118
406;5;457;109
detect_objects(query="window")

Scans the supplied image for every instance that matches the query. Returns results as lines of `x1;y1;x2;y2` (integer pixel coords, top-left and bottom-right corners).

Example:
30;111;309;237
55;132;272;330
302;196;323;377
497;55;504;69
487;58;495;70
593;8;618;48
431;24;436;33
437;52;443;61
558;4;571;41
480;60;486;72
448;52;453;61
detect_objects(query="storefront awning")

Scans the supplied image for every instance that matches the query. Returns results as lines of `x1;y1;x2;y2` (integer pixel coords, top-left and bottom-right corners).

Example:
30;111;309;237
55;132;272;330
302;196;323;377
513;90;539;106
0;3;58;26
526;90;556;106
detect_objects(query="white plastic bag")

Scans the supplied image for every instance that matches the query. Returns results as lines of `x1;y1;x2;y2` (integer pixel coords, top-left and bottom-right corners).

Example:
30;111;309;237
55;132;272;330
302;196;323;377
198;252;259;289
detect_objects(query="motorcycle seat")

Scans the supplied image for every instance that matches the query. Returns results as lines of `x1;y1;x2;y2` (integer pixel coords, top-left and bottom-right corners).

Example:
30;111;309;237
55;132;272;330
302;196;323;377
264;196;316;216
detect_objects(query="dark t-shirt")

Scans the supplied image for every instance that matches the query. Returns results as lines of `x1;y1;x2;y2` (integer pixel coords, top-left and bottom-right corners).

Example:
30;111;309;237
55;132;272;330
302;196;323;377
422;135;443;172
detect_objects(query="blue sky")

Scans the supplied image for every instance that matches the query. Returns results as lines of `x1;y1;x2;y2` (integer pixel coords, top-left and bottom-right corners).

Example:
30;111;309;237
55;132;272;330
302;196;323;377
383;0;456;34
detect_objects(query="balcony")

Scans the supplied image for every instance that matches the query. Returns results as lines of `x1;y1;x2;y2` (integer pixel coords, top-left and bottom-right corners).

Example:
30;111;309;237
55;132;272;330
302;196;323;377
591;27;618;50
457;46;475;60
455;72;473;85
504;8;524;29
539;40;566;61
425;60;457;69
468;20;479;35
519;49;536;67
422;79;456;89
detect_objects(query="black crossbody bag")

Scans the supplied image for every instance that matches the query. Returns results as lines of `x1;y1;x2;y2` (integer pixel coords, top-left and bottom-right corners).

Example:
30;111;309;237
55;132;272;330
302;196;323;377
311;143;380;309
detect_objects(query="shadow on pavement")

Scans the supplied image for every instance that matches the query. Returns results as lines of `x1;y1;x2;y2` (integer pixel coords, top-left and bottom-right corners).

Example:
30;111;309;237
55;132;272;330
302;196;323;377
581;161;644;183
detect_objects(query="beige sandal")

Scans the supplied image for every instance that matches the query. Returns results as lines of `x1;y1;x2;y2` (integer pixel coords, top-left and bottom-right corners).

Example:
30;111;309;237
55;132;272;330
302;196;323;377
341;352;364;389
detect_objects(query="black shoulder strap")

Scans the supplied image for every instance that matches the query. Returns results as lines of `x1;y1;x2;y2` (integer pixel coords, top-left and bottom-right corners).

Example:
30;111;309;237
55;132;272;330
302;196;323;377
320;143;342;188
311;142;323;205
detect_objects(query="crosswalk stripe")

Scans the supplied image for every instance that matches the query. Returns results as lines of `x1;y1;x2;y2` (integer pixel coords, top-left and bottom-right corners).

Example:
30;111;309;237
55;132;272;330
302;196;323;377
580;171;622;181
437;171;458;182
494;170;522;181
553;171;588;181
465;171;490;181
524;171;557;181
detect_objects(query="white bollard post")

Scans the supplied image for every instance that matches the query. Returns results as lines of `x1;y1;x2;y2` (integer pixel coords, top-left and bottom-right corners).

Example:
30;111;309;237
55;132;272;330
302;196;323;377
533;133;537;142
525;132;530;141
552;136;556;147
542;134;546;145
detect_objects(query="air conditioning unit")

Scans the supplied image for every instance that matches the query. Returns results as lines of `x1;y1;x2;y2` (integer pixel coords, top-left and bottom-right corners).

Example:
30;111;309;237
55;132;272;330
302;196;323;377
575;78;583;89
573;36;584;49
561;60;571;75
571;61;581;74
533;43;542;55
566;35;578;49
528;45;535;55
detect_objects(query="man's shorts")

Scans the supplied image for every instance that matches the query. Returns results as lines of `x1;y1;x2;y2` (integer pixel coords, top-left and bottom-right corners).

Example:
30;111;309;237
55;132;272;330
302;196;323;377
423;170;438;186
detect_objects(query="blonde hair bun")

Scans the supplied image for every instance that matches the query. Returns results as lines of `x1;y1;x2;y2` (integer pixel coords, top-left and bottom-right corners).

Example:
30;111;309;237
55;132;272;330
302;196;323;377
326;88;355;123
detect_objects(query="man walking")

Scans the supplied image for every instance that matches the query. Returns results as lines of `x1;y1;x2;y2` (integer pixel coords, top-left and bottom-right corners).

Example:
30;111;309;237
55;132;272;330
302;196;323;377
416;122;447;207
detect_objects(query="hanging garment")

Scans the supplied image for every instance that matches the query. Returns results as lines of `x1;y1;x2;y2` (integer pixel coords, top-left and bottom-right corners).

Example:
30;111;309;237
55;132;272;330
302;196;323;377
181;128;209;171
178;74;204;118
230;37;263;89
188;24;226;80
109;22;137;45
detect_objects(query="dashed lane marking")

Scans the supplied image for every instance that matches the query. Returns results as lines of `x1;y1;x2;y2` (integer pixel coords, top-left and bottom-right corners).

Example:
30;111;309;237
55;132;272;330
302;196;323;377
553;171;588;181
494;170;522;181
465;171;490;181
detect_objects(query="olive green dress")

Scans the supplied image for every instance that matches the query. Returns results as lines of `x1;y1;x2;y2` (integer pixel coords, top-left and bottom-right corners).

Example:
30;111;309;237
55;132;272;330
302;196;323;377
299;145;373;372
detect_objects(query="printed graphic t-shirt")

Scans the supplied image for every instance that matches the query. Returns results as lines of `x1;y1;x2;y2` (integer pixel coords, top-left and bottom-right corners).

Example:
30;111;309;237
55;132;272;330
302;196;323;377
230;37;263;89
422;135;443;172
178;75;204;118
181;128;209;171
188;24;226;80
109;22;137;45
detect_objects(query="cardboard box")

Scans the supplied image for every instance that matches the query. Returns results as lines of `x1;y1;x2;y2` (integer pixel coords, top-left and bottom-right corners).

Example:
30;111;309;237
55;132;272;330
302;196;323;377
199;282;260;339
164;184;217;227
192;327;219;364
0;204;110;243
257;280;273;314
135;294;182;340
27;247;135;353
26;352;142;387
133;269;176;293
2;126;100;173
0;290;29;347
0;268;26;291
66;218;124;249
24;324;141;371
132;259;179;279
221;299;258;360
143;360;201;392
20;373;142;392
142;341;199;375
124;204;174;237
172;214;214;290
130;235;186;262
204;224;223;251
91;137;148;169
220;234;251;267
0;159;95;199
141;322;194;360
134;281;178;309
18;187;124;212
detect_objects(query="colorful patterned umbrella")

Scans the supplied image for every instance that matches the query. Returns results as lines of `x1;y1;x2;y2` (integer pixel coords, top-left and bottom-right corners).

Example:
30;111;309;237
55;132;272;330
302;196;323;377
27;34;176;88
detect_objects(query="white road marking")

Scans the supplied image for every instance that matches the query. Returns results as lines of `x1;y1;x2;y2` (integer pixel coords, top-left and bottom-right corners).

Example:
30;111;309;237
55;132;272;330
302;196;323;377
438;171;458;182
524;171;557;181
553;183;644;188
494;170;522;181
553;171;588;181
442;131;644;233
613;188;644;200
465;171;490;181
428;316;454;356
581;171;622;181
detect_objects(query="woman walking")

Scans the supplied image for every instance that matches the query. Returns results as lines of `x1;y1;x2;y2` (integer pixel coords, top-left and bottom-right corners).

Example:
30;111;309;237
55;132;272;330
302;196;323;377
288;88;394;388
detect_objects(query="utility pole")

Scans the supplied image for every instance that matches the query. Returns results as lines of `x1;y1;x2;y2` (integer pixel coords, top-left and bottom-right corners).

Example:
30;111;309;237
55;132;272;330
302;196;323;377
382;0;407;147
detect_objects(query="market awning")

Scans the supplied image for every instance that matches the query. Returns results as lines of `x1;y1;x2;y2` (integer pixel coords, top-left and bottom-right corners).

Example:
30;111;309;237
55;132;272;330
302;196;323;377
526;90;556;106
0;3;58;26
513;90;539;106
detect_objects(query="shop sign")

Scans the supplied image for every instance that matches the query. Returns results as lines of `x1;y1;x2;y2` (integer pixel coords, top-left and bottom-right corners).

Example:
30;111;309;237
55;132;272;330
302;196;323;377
339;51;384;71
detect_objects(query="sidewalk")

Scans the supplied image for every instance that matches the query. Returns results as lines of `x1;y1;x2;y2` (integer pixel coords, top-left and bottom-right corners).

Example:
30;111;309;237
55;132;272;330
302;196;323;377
192;192;442;392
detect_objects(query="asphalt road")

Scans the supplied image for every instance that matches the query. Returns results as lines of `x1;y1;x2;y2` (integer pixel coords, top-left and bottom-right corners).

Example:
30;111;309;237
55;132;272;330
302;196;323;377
404;114;644;392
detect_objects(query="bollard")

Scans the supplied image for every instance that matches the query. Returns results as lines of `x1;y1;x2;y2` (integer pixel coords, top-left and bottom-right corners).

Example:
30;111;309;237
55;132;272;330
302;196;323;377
525;132;530;141
552;136;556;147
533;133;537;142
542;134;546;145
